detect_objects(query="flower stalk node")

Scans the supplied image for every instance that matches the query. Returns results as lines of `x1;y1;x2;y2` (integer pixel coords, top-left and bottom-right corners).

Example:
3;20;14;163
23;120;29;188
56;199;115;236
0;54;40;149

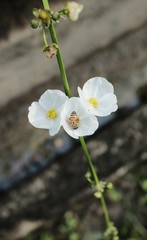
31;8;51;28
94;181;107;199
85;175;113;199
104;222;119;240
94;181;113;197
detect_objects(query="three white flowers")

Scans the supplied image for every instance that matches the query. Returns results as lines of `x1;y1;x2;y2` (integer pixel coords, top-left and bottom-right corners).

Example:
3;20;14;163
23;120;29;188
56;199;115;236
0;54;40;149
28;77;118;139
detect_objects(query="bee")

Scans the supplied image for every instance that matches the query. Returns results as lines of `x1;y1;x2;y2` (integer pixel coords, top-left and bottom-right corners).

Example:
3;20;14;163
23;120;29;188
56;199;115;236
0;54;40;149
67;111;80;130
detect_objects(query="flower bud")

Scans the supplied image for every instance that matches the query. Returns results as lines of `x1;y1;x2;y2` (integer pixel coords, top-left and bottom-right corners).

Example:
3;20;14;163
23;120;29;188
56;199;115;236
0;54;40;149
65;1;84;21
94;191;102;199
107;182;113;189
63;9;69;16
30;19;39;29
52;12;60;21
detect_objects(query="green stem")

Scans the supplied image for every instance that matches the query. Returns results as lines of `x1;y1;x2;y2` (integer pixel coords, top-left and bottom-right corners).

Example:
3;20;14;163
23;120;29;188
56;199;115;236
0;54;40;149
80;137;110;228
41;0;111;229
49;23;71;97
42;0;50;10
100;194;111;228
79;137;99;185
42;27;48;47
42;0;71;97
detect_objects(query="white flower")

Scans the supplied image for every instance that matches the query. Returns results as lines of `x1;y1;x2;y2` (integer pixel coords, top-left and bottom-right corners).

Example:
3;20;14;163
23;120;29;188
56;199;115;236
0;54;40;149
65;1;84;21
28;89;68;136
78;77;118;117
61;97;99;139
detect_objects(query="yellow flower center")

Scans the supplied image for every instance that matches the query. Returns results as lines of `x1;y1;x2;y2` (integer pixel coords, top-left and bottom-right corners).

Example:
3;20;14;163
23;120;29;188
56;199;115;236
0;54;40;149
88;97;98;108
46;108;58;119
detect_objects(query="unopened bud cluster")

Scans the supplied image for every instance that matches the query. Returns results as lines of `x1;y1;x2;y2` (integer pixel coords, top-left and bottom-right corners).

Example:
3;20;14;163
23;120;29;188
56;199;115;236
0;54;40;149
85;172;113;198
31;1;84;29
104;222;119;240
31;8;51;29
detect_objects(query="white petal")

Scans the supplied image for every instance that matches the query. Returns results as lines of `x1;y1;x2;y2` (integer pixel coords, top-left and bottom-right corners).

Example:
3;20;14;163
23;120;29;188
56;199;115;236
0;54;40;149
83;77;114;99
61;119;79;139
61;97;80;115
39;90;54;111
75;115;99;136
28;102;52;129
53;91;68;111
39;89;68;111
78;87;95;114
49;125;60;136
49;118;61;136
96;93;118;116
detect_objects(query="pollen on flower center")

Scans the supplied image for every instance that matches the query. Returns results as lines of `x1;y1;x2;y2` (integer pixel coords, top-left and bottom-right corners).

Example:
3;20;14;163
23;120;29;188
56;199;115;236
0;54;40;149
46;108;58;119
88;97;98;108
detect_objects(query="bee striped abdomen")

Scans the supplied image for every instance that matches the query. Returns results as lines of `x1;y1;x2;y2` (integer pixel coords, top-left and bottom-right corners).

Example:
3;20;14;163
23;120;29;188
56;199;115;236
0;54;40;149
67;111;80;129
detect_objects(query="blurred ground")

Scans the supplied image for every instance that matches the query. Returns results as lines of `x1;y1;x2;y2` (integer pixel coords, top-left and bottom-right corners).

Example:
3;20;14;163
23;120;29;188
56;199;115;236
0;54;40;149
0;0;147;239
